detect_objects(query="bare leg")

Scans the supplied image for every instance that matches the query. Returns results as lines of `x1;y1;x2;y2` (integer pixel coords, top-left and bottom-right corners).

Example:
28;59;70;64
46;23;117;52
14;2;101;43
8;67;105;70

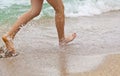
47;0;76;45
2;0;44;54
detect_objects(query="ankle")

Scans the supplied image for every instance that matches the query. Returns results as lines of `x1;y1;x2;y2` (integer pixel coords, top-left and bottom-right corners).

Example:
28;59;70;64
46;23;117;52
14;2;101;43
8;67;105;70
59;38;67;46
2;34;7;40
2;34;12;41
59;37;66;43
9;50;16;54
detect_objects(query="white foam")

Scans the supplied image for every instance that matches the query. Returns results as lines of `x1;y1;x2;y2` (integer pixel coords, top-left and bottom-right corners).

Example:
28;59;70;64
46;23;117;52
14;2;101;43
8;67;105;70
1;0;120;17
0;0;30;9
64;0;120;17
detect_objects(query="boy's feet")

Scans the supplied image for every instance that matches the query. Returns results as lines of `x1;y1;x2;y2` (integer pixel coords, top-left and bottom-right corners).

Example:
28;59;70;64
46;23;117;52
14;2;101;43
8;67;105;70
0;46;19;58
2;34;16;54
59;33;77;46
4;51;19;58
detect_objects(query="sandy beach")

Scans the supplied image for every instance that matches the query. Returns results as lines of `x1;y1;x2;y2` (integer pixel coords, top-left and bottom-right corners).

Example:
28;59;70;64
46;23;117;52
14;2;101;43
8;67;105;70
69;54;120;76
0;11;120;76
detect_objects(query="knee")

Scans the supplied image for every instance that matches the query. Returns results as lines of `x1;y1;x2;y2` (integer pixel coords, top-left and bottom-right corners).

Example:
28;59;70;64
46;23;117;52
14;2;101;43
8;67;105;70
55;5;65;17
29;8;40;17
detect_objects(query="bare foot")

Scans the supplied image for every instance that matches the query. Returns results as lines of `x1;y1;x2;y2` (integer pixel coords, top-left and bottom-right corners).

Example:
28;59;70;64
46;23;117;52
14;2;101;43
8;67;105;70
59;33;77;46
2;35;15;54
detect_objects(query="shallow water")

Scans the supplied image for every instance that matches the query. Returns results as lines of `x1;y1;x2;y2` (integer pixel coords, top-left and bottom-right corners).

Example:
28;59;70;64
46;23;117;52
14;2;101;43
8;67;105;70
13;11;120;56
0;11;120;76
1;0;120;24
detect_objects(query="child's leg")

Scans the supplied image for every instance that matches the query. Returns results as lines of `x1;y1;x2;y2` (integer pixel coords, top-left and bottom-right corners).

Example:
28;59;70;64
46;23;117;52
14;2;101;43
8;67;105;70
47;0;76;45
2;0;44;53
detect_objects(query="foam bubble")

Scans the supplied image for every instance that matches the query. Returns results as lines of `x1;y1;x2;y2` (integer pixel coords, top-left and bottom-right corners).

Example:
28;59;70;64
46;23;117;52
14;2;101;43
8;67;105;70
0;0;120;17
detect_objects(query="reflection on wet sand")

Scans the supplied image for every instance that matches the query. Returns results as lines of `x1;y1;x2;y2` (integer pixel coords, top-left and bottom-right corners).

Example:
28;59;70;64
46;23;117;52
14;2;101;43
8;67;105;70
69;54;120;76
58;49;106;76
59;50;68;76
0;11;120;76
0;48;106;76
0;48;119;76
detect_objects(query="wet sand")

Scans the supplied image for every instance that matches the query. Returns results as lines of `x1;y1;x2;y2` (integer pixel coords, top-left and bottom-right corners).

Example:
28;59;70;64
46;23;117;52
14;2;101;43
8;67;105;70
69;54;120;76
0;11;120;76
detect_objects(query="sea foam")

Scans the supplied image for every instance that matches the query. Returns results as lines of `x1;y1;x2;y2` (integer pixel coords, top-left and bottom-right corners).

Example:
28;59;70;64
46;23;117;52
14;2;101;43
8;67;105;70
0;0;120;17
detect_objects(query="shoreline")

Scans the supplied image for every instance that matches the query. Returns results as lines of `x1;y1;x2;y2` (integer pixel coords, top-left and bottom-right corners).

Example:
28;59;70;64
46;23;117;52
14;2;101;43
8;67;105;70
0;10;120;76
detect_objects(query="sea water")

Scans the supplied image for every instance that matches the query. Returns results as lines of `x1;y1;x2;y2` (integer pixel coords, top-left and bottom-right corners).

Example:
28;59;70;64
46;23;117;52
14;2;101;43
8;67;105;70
0;0;120;75
0;0;120;25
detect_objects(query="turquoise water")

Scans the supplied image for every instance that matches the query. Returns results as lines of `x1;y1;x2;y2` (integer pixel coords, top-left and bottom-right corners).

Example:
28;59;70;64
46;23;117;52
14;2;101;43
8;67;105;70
0;4;30;25
0;0;120;25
